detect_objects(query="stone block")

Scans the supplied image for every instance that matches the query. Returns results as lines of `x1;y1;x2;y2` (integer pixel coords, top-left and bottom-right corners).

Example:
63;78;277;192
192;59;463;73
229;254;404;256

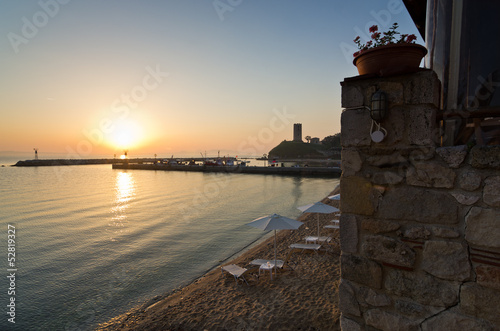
339;214;358;253
379;81;404;105
365;147;435;167
385;269;459;307
395;299;443;319
340;176;379;216
460;283;500;325
341;84;364;108
341;108;372;147
365;309;419;331
403;226;431;240
341;149;362;177
431;226;460;238
403;70;441;107
470;145;500;169
407;105;437;146
341;253;382;289
465;207;500;248
436;145;468;168
362;219;400;234
362;235;416;268
378;186;459;224
450;193;480;206
421;309;496;331
458;170;482;191
406;162;456;188
371;171;404;185
362;288;392;307
366;152;408;167
408;146;436;162
364;86;378;104
340;315;362;331
476;265;500;291
422;241;471;281
338;279;361;317
483;176;500;207
379;105;405;146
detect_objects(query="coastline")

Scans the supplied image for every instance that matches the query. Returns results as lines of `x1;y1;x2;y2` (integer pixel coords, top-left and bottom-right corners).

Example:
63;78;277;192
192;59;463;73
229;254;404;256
96;187;341;330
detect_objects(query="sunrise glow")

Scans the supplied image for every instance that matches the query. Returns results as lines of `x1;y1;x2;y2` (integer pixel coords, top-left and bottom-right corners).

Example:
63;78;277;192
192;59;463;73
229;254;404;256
107;119;144;150
0;1;419;158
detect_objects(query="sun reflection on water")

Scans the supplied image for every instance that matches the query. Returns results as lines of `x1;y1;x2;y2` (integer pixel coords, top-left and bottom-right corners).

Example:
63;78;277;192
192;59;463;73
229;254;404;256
115;171;135;204
108;171;136;240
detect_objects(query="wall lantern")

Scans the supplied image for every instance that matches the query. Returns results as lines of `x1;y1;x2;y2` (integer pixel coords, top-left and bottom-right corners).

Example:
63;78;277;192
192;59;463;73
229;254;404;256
370;91;387;122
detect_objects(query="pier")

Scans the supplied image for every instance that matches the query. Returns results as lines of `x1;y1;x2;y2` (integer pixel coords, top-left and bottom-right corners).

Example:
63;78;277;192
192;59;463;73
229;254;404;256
12;158;341;177
14;159;121;166
12;157;234;167
112;162;341;177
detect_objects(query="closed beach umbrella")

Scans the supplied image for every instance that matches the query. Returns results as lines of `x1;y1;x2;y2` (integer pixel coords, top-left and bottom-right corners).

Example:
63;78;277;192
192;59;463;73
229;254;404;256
247;214;303;277
298;202;340;237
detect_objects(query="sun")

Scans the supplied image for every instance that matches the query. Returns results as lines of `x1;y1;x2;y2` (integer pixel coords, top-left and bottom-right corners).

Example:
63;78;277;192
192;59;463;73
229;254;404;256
107;118;143;150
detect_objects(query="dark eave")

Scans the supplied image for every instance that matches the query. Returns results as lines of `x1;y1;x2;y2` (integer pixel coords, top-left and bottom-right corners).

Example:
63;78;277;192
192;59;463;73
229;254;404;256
403;0;427;40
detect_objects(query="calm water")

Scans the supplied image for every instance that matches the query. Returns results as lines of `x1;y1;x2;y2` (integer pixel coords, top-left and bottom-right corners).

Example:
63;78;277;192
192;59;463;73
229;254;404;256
0;162;338;330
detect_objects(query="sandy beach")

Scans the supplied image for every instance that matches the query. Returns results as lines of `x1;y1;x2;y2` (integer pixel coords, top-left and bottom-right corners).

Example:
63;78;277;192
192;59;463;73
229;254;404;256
97;190;341;331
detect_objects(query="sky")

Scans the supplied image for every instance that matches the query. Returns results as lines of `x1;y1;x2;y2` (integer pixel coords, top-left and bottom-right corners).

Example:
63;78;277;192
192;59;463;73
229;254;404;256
0;0;421;158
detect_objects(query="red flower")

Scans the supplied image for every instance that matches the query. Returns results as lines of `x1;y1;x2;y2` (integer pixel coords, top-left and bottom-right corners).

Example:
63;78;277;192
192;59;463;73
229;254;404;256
406;34;417;43
352;22;421;57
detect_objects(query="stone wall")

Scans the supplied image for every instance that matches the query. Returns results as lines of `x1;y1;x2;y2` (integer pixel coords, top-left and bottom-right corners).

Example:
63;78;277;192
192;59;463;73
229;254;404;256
339;70;500;330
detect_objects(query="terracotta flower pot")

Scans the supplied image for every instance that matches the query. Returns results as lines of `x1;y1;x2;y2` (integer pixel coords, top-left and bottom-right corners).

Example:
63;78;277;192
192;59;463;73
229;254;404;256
353;43;427;76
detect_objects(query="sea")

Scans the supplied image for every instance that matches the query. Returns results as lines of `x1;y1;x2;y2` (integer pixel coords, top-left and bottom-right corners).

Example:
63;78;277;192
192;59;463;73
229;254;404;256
0;153;339;330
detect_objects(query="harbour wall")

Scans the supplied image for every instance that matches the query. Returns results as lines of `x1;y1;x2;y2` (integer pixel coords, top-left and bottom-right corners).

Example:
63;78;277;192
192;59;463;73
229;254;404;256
112;163;341;177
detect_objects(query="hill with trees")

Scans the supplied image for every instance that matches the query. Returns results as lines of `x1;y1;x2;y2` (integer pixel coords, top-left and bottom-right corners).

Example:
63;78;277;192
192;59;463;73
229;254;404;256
267;133;341;159
321;133;341;149
268;140;332;159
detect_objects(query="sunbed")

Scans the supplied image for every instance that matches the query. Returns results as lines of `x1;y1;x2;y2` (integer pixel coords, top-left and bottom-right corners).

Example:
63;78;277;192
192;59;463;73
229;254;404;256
249;250;297;271
324;224;340;230
304;236;332;244
220;264;251;285
289;243;322;254
324;219;340;230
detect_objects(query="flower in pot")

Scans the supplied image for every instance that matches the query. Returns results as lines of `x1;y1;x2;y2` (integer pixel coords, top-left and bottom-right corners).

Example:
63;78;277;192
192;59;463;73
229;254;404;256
353;23;427;76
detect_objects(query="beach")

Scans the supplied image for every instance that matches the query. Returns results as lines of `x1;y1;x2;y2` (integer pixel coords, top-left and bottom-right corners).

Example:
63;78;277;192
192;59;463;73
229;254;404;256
97;190;341;331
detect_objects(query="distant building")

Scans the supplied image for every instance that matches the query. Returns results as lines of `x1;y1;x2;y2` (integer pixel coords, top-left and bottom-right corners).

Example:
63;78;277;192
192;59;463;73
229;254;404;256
310;137;320;144
293;123;302;142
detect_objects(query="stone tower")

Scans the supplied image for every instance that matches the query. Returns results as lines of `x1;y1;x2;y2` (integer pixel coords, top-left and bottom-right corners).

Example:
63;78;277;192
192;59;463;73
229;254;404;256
293;123;302;142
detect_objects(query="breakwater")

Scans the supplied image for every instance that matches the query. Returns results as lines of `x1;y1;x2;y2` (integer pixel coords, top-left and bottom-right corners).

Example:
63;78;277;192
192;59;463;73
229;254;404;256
14;159;122;166
13;158;213;167
112;163;341;177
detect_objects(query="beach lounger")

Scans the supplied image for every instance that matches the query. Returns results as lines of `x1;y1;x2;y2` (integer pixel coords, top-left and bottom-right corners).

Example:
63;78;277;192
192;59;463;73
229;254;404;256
324;220;339;232
249;250;297;271
322;223;340;252
323;224;340;229
220;264;250;285
304;236;332;244
289;243;322;254
324;219;339;230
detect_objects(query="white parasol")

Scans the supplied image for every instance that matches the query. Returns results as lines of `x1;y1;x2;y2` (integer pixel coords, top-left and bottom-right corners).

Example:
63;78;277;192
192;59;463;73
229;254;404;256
298;202;340;237
247;214;303;277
